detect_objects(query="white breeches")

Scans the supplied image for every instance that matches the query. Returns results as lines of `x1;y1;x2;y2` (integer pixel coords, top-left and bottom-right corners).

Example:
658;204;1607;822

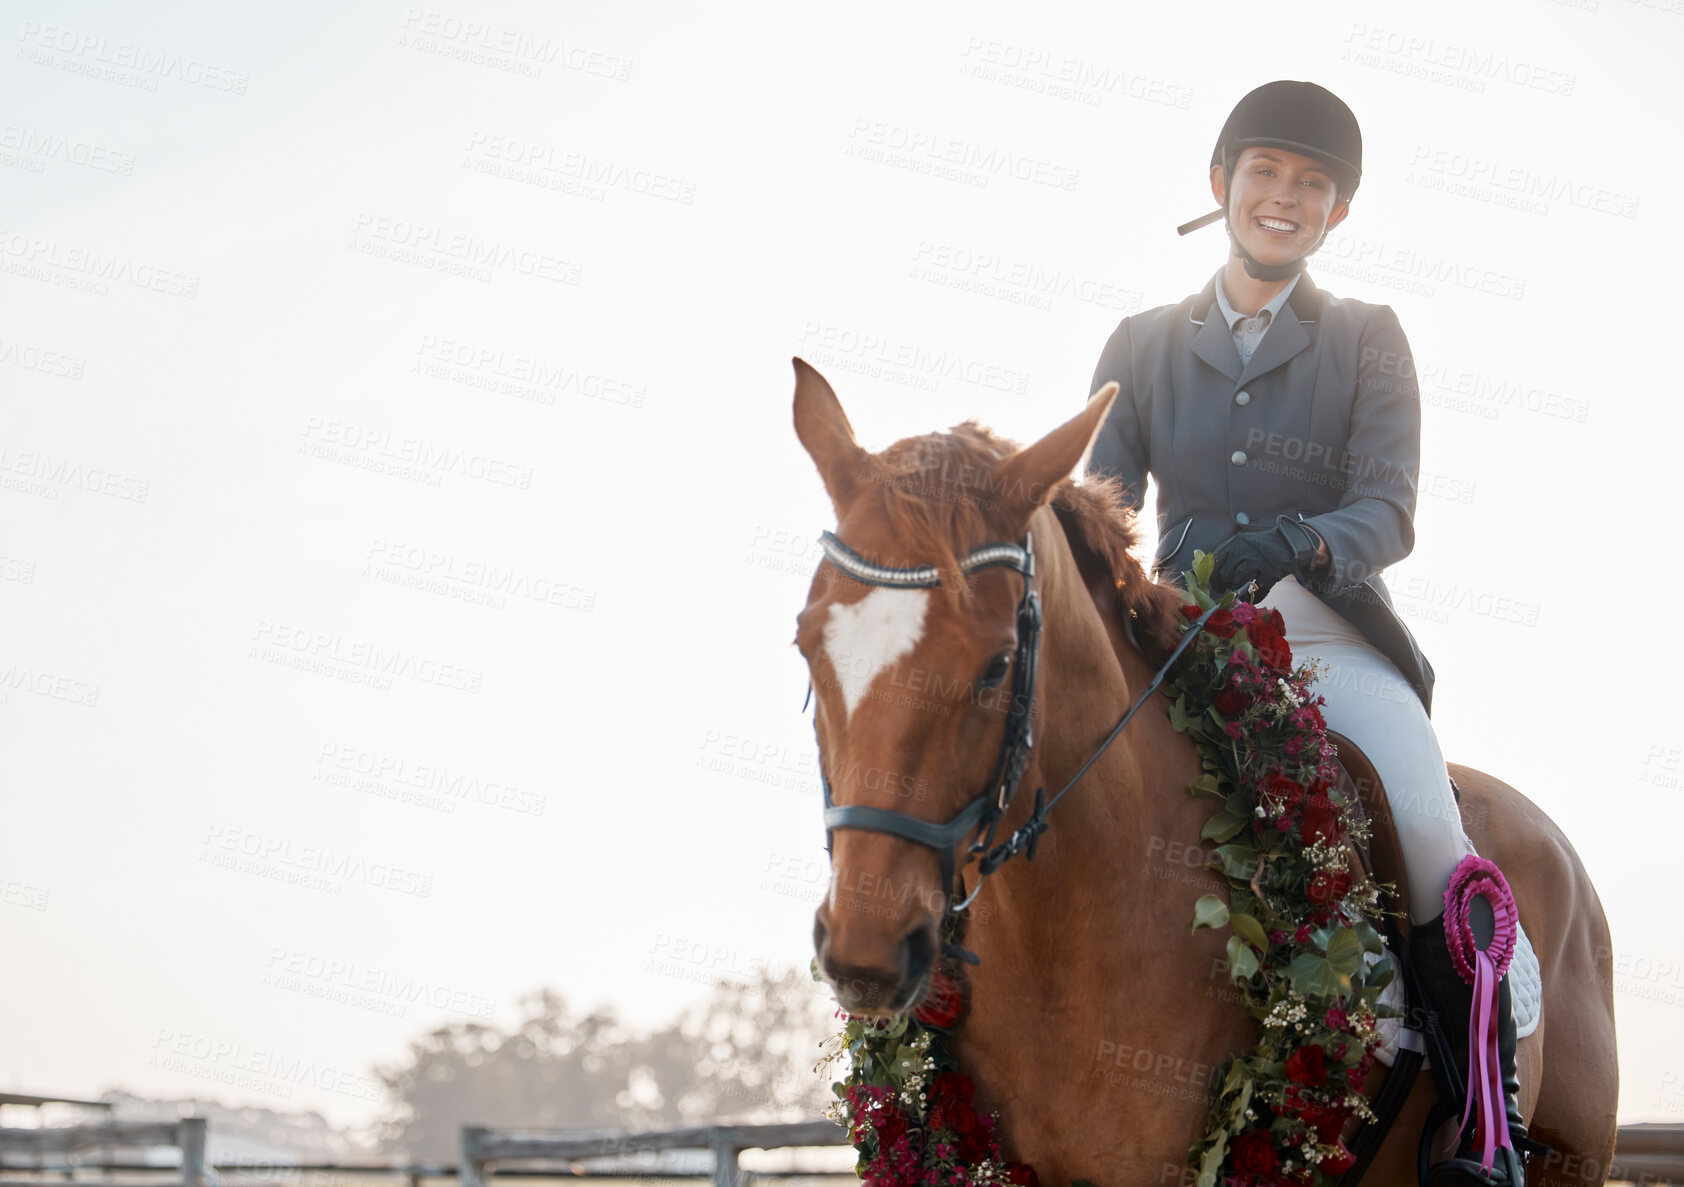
1257;575;1476;923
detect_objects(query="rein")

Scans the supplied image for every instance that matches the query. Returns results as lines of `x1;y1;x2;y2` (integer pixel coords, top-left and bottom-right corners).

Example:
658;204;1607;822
807;526;1225;964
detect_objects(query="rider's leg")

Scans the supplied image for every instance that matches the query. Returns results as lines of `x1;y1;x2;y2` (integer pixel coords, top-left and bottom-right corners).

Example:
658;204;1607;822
1254;577;1472;923
1257;576;1530;1187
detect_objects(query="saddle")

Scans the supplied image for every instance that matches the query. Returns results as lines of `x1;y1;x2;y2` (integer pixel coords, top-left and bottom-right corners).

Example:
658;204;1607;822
1324;729;1420;947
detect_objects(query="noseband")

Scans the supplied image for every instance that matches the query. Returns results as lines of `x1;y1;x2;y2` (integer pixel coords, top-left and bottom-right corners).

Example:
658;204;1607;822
808;527;1224;963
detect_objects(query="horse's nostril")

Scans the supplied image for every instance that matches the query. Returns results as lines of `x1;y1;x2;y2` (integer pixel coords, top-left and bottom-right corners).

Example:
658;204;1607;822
901;921;936;991
813;912;829;957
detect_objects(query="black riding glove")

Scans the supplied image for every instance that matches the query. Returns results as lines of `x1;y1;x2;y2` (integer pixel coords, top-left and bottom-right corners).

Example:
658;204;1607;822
1210;515;1322;600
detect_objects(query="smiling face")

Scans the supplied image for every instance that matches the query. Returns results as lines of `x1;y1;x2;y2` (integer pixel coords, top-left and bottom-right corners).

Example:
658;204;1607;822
1212;145;1350;267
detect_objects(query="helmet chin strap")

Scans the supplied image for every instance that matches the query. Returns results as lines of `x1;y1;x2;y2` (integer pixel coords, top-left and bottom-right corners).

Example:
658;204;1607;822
1226;220;1307;282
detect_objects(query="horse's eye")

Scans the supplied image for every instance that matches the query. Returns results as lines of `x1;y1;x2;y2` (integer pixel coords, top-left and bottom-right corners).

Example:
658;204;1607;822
978;652;1011;689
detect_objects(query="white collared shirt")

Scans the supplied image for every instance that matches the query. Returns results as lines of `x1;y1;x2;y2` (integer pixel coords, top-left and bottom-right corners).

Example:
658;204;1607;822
1212;269;1301;367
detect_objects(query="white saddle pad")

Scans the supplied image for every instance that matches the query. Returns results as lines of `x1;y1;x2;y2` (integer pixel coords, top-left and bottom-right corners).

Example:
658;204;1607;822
1371;916;1542;1068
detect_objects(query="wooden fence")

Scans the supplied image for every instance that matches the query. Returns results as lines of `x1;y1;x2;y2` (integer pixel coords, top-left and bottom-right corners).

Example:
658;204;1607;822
0;1120;206;1187
460;1120;848;1187
1;1117;1679;1186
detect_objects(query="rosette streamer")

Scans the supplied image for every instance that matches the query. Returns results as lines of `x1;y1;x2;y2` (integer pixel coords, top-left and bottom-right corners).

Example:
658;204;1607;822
1442;855;1520;1172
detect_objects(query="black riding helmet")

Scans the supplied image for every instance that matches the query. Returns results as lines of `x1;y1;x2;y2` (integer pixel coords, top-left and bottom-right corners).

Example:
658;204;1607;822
1178;80;1363;281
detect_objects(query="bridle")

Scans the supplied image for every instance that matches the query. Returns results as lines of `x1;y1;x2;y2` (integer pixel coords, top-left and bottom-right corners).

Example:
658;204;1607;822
806;525;1224;964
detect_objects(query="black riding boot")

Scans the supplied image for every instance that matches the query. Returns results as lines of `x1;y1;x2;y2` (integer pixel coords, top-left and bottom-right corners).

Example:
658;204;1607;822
1412;912;1530;1187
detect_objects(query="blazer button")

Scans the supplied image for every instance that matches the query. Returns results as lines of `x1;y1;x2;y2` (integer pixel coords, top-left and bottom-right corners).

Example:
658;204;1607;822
1230;450;1246;465
1235;390;1251;406
1235;511;1250;525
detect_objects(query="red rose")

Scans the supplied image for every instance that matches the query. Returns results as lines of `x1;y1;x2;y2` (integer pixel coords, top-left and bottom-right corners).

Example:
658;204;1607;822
1266;608;1286;634
1263;773;1305;812
1299;1105;1348;1145
1307;869;1353;906
1298;794;1344;846
930;1071;974;1102
956;1114;993;1162
873;1106;908;1148
1230;1131;1278;1177
1207;607;1239;639
1215;688;1251;717
1246;617;1293;671
938;1099;978;1135
1002;1162;1039;1187
914;970;963;1029
1179;602;1202;621
1285;1044;1328;1086
1321;1142;1357;1175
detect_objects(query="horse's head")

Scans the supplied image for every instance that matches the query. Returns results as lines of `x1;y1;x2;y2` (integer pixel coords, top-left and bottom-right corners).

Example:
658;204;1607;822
791;357;1121;1015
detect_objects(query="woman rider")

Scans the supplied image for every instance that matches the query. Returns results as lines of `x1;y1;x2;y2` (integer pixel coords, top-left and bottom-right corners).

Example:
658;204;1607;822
1083;81;1531;1187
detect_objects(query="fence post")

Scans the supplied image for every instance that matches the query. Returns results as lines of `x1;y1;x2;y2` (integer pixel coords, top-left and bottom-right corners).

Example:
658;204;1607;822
709;1131;742;1187
180;1118;208;1187
459;1127;487;1187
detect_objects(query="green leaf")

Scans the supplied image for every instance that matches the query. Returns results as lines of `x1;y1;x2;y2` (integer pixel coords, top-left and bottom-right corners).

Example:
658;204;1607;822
1169;694;1192;732
1194;549;1215;586
1213;843;1261;881
1189;893;1230;934
1226;934;1260;982
1326;926;1365;976
1228;911;1270;953
1200;810;1248;843
1355;919;1386;955
1196;1134;1228;1187
1287;950;1351;999
1187;772;1225;799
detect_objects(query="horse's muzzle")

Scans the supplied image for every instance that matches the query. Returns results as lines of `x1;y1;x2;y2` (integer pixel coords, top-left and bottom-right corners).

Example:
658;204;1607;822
813;909;937;1017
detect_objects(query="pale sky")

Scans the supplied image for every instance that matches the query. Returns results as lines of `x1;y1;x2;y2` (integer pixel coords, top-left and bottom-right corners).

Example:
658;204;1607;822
2;0;1681;1135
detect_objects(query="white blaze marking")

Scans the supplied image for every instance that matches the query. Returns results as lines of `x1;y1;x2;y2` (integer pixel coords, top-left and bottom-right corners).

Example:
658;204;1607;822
821;587;930;721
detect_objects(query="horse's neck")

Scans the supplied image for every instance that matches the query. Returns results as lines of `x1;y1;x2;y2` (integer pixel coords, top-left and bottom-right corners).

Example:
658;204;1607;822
971;521;1208;978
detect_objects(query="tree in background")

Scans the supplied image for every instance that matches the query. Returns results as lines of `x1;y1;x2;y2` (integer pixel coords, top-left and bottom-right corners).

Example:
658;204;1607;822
375;966;835;1161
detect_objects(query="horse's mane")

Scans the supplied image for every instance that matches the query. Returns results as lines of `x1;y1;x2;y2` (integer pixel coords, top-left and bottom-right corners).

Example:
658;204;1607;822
868;421;1186;660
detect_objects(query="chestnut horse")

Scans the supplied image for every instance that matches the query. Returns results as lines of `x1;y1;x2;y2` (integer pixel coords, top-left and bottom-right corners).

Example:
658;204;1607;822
791;358;1618;1187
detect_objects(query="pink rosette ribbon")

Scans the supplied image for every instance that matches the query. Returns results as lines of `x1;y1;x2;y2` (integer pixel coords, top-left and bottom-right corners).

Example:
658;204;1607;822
1442;855;1519;1172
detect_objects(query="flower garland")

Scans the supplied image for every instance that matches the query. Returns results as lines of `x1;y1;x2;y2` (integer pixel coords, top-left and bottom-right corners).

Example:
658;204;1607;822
816;550;1399;1187
1167;552;1400;1187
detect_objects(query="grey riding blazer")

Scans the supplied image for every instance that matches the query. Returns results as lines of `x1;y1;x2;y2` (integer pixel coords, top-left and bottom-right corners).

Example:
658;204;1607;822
1083;269;1436;714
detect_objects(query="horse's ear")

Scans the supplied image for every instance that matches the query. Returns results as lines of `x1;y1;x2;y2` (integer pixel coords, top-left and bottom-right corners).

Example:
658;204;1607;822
992;382;1119;511
793;357;870;512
